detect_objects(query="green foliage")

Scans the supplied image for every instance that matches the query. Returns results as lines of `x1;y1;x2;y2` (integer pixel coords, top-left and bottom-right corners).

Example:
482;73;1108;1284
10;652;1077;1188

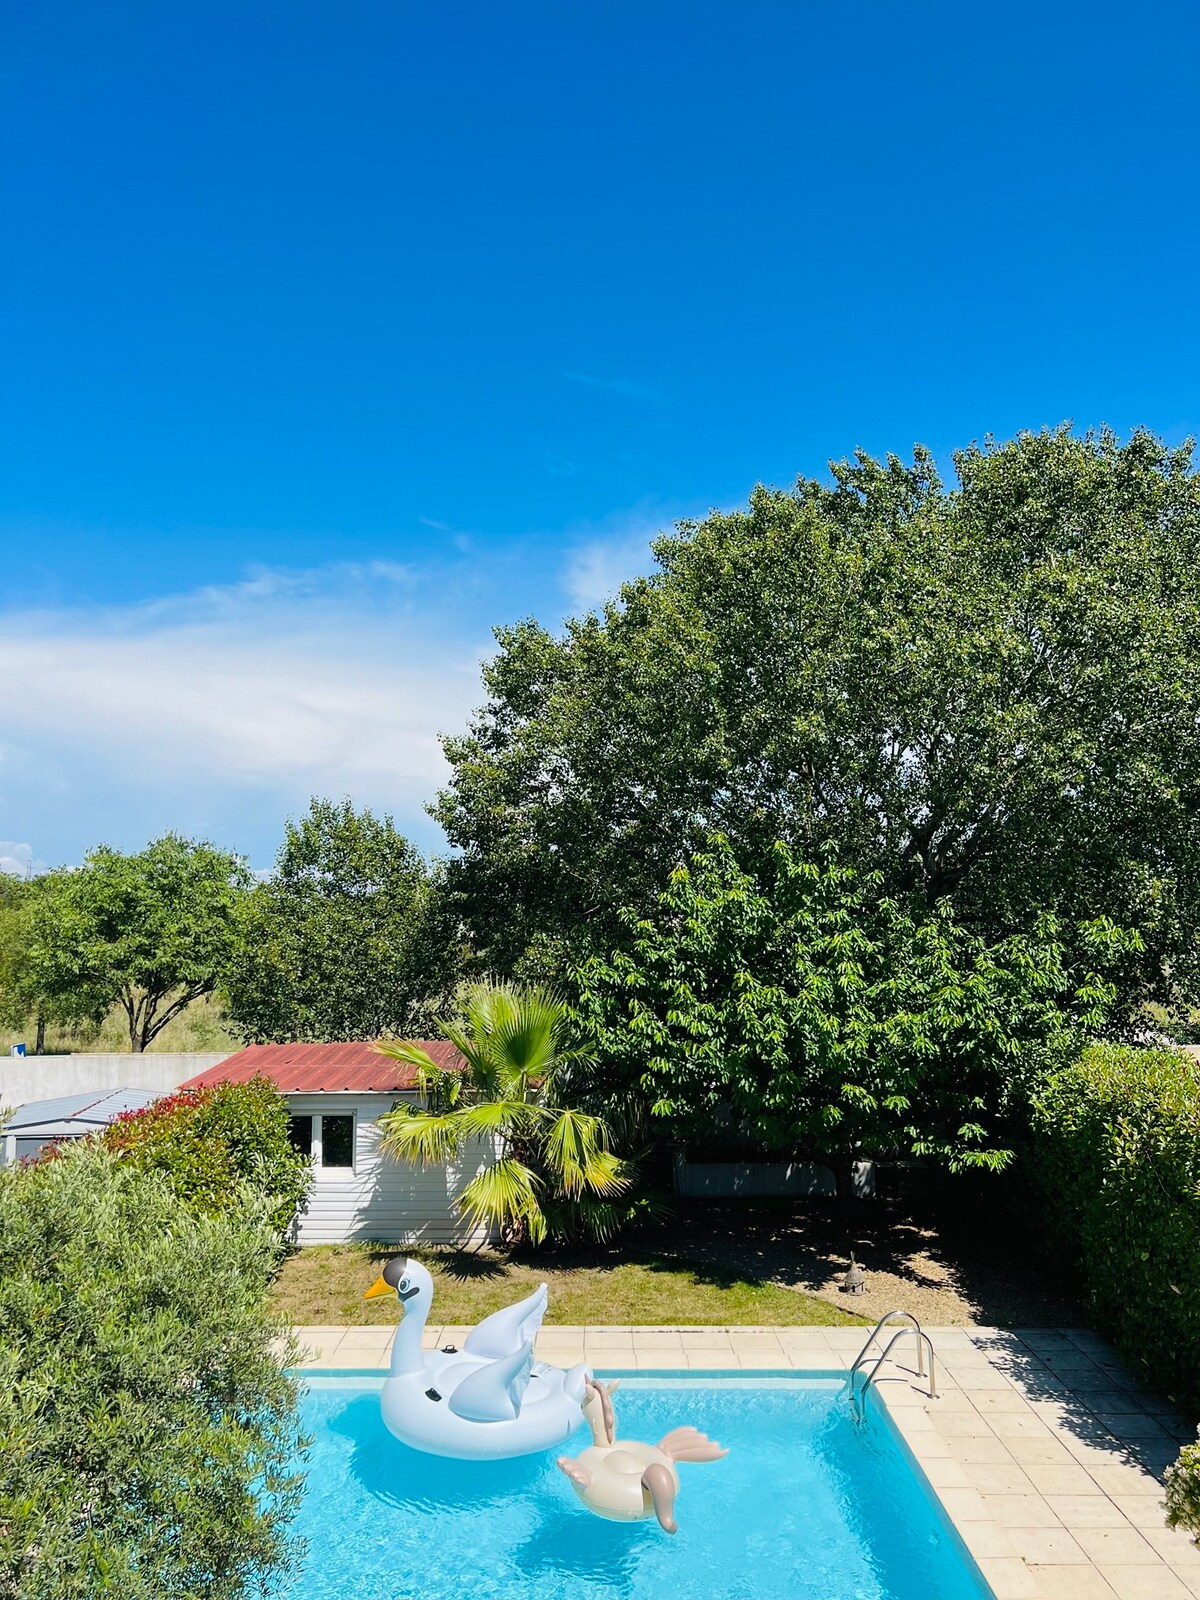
573;836;1128;1185
438;429;1200;1018
377;981;627;1246
0;875;78;1050
222;798;461;1043
0;1142;306;1599
1030;1045;1200;1415
1167;1442;1200;1541
22;835;249;1052
101;1078;311;1238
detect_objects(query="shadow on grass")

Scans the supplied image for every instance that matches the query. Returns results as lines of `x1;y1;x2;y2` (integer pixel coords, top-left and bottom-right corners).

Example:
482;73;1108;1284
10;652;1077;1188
284;1174;1084;1331
359;1244;510;1284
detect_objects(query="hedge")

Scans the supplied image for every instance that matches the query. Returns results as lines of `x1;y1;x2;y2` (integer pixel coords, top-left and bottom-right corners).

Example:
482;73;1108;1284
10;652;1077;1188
1029;1043;1200;1416
0;1142;306;1598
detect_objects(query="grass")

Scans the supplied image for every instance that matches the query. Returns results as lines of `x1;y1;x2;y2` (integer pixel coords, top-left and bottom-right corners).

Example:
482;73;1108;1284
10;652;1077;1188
271;1241;871;1327
16;993;239;1055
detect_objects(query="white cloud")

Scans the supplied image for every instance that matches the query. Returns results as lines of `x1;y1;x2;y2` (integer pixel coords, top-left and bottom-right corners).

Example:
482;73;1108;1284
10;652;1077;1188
560;508;674;611
0;842;48;879
0;501;719;863
0;563;491;856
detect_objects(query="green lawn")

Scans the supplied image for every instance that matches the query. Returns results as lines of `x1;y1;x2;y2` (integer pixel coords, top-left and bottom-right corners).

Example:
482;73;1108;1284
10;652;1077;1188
272;1242;870;1327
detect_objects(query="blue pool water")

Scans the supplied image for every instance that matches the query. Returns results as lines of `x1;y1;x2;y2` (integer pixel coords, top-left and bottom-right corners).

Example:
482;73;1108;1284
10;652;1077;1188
283;1374;987;1600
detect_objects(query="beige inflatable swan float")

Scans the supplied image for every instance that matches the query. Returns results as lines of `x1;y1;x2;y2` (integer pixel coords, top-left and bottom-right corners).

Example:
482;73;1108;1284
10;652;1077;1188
556;1377;727;1533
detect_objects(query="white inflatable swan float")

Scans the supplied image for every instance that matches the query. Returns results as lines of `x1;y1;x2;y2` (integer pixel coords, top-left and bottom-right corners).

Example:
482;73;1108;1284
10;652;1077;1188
557;1377;727;1533
364;1258;590;1460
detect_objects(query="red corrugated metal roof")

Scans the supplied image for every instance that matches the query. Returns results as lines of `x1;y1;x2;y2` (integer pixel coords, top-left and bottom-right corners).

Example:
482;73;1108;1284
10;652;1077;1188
180;1040;464;1094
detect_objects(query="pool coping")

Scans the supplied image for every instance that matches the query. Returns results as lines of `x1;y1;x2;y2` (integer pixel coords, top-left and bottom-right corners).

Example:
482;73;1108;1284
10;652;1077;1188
287;1323;1200;1600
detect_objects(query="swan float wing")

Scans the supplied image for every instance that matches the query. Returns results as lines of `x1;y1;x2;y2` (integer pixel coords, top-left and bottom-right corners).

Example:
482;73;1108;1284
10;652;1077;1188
448;1340;534;1423
463;1281;549;1359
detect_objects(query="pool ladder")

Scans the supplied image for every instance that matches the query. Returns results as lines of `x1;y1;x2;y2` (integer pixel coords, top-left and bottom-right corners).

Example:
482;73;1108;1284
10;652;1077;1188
846;1310;937;1419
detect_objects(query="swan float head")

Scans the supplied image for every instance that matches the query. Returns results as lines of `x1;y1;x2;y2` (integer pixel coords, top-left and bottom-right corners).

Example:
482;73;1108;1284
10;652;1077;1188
364;1257;433;1319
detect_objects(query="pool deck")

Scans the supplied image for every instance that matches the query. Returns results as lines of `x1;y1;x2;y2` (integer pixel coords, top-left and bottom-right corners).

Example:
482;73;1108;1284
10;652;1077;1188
291;1322;1199;1600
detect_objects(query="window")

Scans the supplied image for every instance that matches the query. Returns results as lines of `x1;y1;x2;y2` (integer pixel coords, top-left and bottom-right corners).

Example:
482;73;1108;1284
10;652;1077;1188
321;1114;354;1169
287;1115;313;1157
286;1111;354;1170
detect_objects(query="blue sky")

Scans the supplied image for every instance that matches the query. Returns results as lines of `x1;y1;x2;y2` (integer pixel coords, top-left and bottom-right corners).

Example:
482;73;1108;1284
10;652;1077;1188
3;0;1199;873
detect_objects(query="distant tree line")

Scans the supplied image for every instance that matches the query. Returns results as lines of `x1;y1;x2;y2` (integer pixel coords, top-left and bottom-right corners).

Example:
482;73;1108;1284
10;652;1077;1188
0;798;459;1053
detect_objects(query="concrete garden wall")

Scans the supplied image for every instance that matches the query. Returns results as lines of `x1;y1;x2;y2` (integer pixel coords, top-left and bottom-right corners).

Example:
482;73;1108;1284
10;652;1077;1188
0;1052;230;1109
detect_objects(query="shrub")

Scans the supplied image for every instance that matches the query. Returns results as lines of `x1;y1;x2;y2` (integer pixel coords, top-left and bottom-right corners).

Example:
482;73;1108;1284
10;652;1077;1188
102;1076;311;1237
1166;1442;1200;1542
0;1142;306;1598
1029;1044;1200;1414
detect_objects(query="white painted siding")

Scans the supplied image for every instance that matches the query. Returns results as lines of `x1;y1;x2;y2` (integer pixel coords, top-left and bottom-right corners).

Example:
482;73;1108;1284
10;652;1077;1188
287;1092;496;1247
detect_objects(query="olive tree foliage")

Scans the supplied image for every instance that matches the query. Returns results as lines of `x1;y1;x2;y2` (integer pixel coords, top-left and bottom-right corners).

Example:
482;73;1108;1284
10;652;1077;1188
572;836;1132;1191
438;430;1200;1016
222;799;460;1043
0;1143;306;1600
20;837;249;1052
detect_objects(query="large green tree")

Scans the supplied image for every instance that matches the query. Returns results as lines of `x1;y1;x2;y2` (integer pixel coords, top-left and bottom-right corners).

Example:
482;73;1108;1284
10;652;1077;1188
438;429;1200;1017
222;798;460;1042
23;837;248;1052
0;876;66;1054
572;836;1130;1193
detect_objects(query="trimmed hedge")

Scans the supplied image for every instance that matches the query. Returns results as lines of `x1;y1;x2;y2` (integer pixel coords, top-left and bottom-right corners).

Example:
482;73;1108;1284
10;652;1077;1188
1030;1043;1200;1416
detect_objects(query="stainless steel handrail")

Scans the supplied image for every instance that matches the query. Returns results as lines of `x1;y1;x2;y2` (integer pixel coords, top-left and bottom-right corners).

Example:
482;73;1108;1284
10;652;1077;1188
845;1314;938;1419
848;1309;927;1380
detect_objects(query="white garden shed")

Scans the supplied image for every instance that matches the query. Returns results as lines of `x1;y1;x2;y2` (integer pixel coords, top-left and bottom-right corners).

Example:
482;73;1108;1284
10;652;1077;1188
180;1041;493;1247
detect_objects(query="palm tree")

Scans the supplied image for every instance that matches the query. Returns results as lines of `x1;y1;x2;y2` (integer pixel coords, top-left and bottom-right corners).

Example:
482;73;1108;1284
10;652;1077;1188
375;981;628;1247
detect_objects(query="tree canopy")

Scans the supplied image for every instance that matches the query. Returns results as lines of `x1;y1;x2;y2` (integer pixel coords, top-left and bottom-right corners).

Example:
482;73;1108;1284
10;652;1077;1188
0;876;70;1053
222;798;460;1042
21;836;248;1052
438;429;1200;1018
572;835;1131;1187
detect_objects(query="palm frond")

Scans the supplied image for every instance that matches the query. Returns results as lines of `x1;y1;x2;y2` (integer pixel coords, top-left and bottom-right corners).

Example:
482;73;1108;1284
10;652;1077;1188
544;1109;629;1197
374;1039;446;1075
375;1039;465;1111
376;1104;466;1164
437;1013;505;1101
449;1099;544;1143
457;1157;544;1239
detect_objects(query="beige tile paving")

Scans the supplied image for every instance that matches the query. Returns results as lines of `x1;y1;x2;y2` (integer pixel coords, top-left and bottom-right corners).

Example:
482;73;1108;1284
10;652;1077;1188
290;1319;1199;1599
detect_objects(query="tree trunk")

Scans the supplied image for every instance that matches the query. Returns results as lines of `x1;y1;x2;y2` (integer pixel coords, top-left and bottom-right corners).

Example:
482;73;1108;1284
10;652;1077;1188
828;1149;860;1237
34;1011;45;1055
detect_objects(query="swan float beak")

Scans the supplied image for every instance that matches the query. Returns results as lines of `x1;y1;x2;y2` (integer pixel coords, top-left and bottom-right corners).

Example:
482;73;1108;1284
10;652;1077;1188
364;1259;421;1304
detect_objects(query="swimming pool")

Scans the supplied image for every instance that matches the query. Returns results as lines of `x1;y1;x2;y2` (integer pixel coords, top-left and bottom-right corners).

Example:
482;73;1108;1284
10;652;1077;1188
284;1372;988;1600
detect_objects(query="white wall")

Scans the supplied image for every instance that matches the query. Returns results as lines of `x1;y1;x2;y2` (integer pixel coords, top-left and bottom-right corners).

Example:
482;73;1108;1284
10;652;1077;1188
0;1052;228;1109
288;1092;495;1247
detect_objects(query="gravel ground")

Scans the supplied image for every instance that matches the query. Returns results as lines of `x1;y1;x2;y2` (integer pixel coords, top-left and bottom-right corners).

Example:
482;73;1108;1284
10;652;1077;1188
653;1192;1083;1328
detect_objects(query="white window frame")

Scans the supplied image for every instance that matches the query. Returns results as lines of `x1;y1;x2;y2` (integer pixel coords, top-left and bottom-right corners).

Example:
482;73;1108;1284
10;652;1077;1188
289;1108;357;1174
313;1111;356;1174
